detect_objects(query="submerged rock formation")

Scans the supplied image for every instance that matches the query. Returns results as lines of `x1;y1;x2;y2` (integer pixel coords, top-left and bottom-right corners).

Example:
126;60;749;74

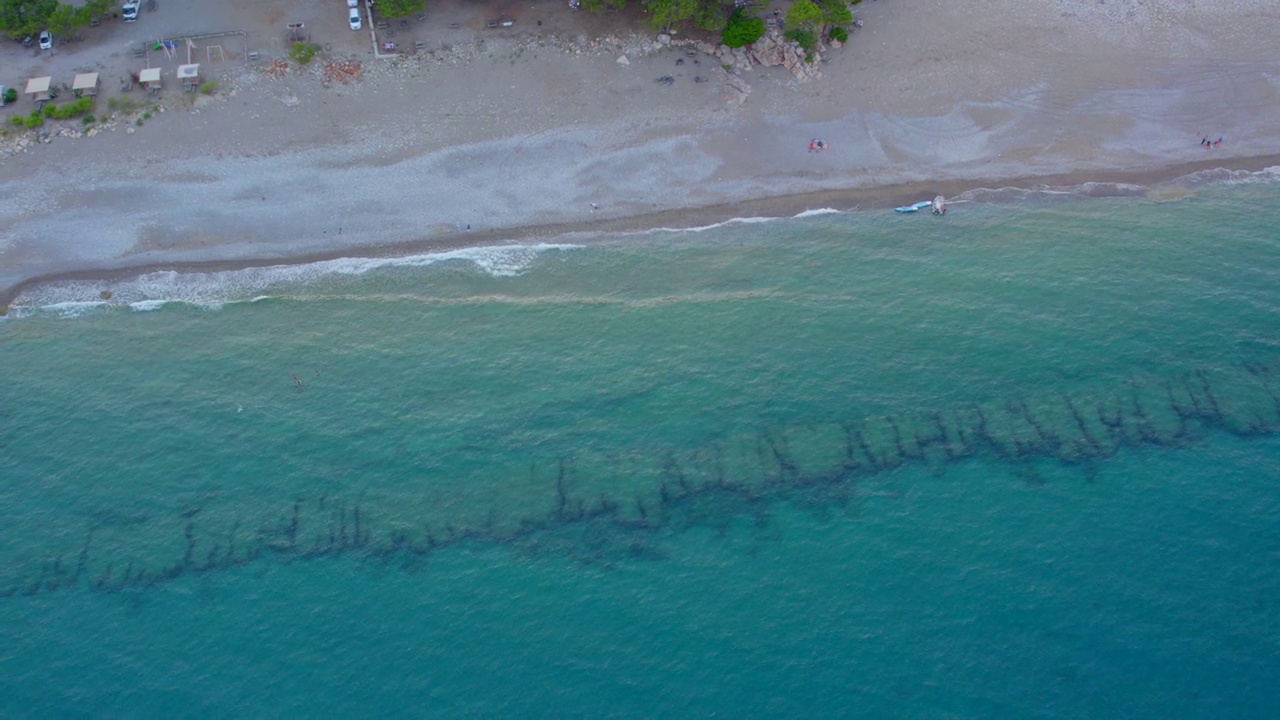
4;356;1280;598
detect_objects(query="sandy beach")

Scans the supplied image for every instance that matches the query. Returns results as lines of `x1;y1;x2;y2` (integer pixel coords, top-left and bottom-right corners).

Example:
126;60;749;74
2;0;1279;305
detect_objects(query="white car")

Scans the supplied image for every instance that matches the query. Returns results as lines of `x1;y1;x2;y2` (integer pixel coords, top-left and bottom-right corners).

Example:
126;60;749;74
39;30;52;50
346;0;357;6
349;7;362;30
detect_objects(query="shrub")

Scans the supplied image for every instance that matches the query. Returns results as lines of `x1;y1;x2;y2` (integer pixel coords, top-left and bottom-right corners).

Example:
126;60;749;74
288;42;319;65
721;7;765;48
829;26;848;43
2;87;16;105
42;96;94;120
12;111;45;128
785;28;817;52
200;80;218;95
83;114;95;125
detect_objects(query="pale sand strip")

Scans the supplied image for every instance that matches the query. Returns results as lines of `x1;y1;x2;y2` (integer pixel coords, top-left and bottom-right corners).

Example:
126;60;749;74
1;0;1278;304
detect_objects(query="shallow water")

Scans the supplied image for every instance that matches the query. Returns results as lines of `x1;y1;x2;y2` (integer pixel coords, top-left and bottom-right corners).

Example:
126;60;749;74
2;180;1279;716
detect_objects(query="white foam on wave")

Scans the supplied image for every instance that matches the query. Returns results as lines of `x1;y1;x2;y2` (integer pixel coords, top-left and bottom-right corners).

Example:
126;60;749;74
35;301;110;318
637;207;843;236
641;216;775;235
129;300;171;312
952;181;1149;204
1164;164;1280;189
9;243;581;318
793;208;842;218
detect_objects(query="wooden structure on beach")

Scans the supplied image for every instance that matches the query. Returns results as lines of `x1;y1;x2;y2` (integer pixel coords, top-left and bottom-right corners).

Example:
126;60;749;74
72;72;100;98
24;76;52;103
139;67;162;93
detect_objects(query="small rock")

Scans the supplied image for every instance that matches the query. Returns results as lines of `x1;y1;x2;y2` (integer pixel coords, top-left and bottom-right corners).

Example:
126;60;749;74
657;34;671;45
616;54;630;65
126;127;135;134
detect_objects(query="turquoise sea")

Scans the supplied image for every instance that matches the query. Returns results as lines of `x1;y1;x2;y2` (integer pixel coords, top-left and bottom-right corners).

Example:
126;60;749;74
2;177;1280;717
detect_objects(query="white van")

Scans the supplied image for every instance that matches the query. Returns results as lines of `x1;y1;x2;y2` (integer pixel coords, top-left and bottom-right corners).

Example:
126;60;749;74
122;1;139;21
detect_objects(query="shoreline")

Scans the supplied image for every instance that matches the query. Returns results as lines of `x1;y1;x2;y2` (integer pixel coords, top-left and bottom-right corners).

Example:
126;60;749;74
4;152;1278;310
4;0;1279;313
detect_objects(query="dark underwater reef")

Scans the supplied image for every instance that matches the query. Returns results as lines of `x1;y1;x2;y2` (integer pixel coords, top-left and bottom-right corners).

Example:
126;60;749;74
5;357;1279;598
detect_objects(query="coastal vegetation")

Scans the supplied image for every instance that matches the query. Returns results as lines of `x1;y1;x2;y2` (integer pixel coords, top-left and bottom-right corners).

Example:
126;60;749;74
10;109;42;127
1;0;112;38
785;27;816;55
721;7;764;48
41;96;93;119
378;0;427;19
288;41;319;65
630;0;857;40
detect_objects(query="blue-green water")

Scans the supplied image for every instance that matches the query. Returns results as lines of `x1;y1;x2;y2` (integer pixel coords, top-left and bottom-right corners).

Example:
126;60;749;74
2;181;1280;716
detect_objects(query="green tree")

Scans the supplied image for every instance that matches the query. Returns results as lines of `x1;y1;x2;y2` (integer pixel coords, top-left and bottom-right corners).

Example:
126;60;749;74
76;0;111;26
784;0;823;30
0;0;59;38
642;0;697;32
692;0;726;32
580;0;626;12
721;7;763;48
816;0;851;27
377;0;426;19
45;2;78;36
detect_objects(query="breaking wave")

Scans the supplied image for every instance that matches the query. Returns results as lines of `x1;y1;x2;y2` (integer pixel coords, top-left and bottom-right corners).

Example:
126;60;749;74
6;243;580;318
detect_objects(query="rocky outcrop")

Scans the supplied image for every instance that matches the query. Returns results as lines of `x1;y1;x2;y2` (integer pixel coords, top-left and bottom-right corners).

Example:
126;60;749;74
747;30;823;82
708;30;823;83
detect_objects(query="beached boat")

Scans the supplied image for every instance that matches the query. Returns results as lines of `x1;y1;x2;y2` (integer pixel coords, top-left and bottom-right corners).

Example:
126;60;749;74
931;195;947;214
895;201;933;213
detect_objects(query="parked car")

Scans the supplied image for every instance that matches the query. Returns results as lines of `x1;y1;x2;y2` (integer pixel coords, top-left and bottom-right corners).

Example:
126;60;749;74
346;0;357;7
39;30;52;50
122;1;139;22
349;7;362;30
